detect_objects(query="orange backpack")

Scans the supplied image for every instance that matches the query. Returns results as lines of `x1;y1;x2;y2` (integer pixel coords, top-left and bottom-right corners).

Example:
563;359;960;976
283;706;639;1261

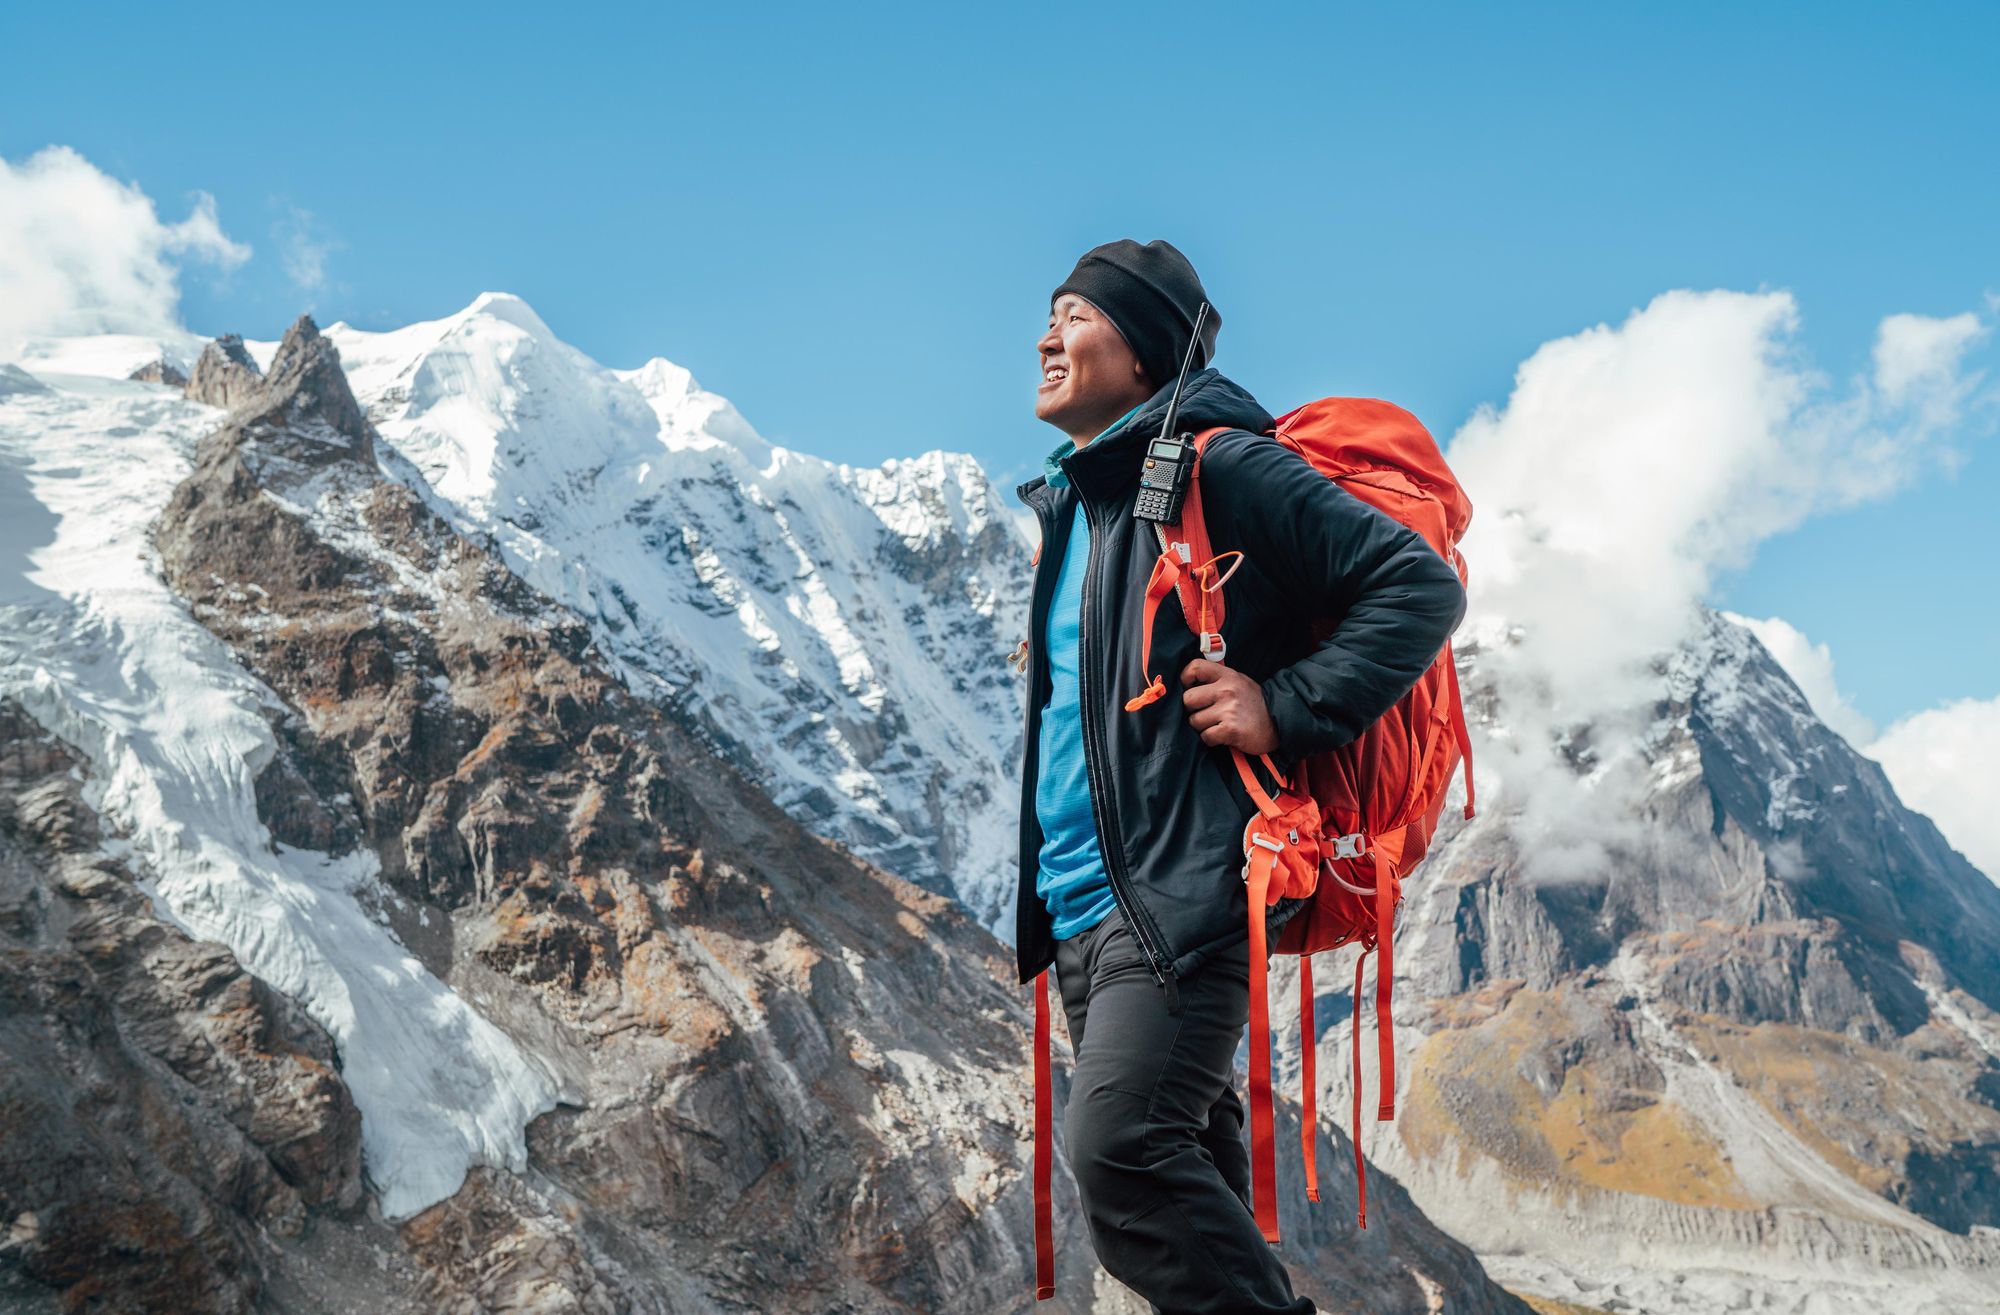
1031;398;1474;1299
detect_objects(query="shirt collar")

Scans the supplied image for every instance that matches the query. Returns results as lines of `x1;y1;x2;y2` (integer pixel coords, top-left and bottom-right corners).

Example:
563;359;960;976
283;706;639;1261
1042;401;1147;489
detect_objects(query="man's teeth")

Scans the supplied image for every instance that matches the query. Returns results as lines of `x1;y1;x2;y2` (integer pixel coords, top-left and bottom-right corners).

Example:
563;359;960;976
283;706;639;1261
1045;367;1068;382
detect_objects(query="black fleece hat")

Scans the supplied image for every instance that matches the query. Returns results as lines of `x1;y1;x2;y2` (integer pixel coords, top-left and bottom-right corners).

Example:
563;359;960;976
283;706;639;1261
1052;238;1221;389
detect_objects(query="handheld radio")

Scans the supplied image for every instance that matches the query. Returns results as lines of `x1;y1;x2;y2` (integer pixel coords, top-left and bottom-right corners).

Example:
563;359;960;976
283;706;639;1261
1132;300;1211;526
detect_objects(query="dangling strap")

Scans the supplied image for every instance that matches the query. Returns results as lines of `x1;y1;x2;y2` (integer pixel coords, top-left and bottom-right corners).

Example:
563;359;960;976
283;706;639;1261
1123;549;1186;711
1351;945;1370;1229
1442;640;1475;820
1374;850;1396;1121
1123;536;1245;713
1245;847;1281;1243
1033;969;1055;1300
1300;954;1318;1202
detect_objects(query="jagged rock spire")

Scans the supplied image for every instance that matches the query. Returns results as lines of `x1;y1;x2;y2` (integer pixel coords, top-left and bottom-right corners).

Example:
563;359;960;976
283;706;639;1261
185;333;264;410
128;358;189;388
183;315;377;471
258;314;373;460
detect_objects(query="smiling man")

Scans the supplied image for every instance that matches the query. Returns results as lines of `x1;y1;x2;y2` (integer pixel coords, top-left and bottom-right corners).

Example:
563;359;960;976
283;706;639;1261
1018;239;1467;1313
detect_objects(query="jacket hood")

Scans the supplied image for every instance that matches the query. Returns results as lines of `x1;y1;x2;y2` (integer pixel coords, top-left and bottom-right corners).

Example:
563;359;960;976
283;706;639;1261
1018;368;1276;498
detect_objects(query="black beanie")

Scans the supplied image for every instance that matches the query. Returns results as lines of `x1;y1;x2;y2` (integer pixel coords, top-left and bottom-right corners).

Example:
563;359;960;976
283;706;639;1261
1052;238;1221;390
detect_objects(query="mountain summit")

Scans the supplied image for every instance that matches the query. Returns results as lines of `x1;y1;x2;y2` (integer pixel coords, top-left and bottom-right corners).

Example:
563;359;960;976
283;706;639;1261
321;293;1034;926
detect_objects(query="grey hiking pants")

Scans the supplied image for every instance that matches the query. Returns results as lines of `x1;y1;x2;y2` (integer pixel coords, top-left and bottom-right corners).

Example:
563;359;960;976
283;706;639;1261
1053;904;1315;1315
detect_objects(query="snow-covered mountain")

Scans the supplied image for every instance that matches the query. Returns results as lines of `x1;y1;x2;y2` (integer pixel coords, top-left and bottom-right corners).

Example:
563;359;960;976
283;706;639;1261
283;292;1034;930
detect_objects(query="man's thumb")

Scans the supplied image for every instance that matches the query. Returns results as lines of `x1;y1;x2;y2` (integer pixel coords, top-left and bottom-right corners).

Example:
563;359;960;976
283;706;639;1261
1181;658;1222;684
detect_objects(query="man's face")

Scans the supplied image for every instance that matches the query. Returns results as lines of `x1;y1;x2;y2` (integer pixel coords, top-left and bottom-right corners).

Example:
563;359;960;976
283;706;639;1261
1036;293;1151;439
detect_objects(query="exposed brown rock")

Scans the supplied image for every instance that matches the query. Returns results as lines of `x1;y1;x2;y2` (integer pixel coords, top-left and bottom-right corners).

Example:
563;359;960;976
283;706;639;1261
184;333;264;410
127;358;188;387
0;700;365;1315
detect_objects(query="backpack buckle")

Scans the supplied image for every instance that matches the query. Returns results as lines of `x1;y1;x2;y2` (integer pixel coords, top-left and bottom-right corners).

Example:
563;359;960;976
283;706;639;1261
1242;832;1285;883
1199;632;1226;660
1329;831;1368;860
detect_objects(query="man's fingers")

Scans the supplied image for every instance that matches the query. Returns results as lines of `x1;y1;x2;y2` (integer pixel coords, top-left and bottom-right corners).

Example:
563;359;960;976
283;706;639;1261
1187;705;1223;732
1182;681;1221;710
1199;723;1232;747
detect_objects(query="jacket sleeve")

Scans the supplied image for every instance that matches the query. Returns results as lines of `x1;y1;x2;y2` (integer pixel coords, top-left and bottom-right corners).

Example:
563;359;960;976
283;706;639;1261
1197;430;1468;757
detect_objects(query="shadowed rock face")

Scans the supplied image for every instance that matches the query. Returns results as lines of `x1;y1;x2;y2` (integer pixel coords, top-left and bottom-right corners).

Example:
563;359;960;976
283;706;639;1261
0;315;1537;1312
0;699;365;1315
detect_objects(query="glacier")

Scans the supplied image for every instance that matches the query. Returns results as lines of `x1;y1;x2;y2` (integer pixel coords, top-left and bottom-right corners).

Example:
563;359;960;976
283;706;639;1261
0;362;564;1219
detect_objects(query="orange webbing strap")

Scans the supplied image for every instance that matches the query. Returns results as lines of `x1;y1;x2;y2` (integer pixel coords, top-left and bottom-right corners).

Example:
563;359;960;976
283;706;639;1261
1123;550;1185;712
1245;849;1281;1243
1300;955;1318;1202
1230;749;1291;819
1161;427;1233;646
1351;945;1371;1229
1374;850;1396;1121
1033;969;1054;1300
1443;641;1475;819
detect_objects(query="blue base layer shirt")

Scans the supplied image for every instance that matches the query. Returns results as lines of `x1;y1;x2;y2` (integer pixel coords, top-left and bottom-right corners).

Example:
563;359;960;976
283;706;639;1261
1033;403;1143;941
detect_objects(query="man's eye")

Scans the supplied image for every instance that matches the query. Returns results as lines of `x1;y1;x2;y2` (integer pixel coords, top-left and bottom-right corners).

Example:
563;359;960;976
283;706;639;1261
1069;314;1083;323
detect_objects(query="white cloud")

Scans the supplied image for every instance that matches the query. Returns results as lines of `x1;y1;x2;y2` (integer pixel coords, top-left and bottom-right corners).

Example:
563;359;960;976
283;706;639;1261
1444;290;1986;879
1718;612;1878;747
275;203;338;298
1874;311;1986;404
1870;697;2000;883
0;145;249;360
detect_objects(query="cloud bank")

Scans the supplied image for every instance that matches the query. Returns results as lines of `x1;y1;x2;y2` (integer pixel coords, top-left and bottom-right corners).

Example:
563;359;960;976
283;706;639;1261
1444;290;1987;879
0;145;249;360
1870;697;2000;882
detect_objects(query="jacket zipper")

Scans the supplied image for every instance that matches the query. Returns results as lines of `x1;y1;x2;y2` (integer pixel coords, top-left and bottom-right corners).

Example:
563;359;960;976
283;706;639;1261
1071;482;1181;1008
1019;491;1059;976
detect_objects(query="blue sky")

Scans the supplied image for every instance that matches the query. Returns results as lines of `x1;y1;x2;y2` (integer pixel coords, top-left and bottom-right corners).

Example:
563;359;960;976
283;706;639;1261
2;1;1994;728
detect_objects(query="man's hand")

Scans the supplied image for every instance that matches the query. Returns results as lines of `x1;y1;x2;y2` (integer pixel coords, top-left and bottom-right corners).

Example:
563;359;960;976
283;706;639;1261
1180;659;1280;755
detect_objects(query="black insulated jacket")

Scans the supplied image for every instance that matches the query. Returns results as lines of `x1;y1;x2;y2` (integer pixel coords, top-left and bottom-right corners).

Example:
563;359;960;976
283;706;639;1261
1013;368;1468;992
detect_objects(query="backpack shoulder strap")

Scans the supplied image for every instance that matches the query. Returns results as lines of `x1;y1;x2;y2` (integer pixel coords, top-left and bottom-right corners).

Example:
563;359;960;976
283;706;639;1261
1158;424;1238;650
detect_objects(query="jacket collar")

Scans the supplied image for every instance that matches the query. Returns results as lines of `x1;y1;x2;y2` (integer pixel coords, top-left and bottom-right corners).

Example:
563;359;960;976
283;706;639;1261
1041;400;1147;488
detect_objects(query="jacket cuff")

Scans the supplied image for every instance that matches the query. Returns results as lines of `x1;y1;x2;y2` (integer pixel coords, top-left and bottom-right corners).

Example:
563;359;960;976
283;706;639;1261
1260;678;1331;761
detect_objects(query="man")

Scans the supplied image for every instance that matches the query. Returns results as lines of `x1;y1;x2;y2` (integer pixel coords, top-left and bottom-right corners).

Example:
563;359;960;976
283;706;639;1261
1018;238;1467;1314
